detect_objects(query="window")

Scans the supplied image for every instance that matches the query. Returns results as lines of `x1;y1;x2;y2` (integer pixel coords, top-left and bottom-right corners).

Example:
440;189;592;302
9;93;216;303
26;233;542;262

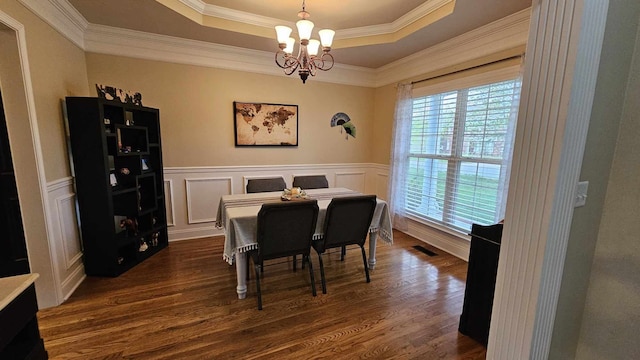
405;78;521;232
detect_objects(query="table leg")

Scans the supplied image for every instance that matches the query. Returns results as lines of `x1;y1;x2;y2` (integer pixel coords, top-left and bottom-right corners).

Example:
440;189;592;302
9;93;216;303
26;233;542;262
368;232;378;269
235;251;247;299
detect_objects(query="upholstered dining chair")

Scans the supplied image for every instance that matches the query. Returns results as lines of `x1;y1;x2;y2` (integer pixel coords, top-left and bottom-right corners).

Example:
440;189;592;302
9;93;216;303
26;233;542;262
246;177;286;193
247;200;319;310
292;175;329;189
312;195;377;294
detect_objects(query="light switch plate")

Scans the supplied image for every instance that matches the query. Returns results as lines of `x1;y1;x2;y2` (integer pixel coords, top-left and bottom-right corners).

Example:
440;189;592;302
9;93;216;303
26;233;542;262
575;181;589;207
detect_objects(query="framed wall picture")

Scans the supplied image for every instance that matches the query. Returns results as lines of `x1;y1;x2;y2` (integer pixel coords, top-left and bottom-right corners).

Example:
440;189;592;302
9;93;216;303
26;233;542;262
233;101;298;146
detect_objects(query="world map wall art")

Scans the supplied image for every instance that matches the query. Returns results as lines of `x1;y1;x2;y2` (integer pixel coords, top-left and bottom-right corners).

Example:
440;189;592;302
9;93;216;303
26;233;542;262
234;101;298;146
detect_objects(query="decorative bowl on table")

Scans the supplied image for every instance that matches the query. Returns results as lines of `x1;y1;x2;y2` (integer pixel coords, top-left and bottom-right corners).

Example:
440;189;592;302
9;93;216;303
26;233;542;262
281;187;309;201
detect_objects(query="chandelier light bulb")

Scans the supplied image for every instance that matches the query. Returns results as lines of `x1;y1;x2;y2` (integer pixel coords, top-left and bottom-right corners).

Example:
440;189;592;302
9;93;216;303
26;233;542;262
318;29;335;49
275;26;293;45
307;39;320;56
284;37;295;54
296;19;314;41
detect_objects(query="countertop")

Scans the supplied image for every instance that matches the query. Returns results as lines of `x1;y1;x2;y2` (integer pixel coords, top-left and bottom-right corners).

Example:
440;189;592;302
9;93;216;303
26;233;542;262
0;273;39;310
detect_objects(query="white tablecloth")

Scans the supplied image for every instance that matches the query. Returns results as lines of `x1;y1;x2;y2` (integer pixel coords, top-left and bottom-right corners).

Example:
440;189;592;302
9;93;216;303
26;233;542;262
215;188;393;264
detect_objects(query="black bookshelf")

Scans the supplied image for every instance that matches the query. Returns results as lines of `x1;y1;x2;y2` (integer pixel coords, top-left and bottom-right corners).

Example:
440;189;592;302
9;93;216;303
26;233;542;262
65;97;168;276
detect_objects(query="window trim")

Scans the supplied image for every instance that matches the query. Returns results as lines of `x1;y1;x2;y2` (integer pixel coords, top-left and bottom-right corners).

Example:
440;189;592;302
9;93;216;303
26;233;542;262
407;75;521;232
413;65;521;98
405;213;470;240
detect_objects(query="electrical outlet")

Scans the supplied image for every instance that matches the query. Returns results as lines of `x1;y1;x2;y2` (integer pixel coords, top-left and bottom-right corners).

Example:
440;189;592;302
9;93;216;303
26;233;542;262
575;181;588;207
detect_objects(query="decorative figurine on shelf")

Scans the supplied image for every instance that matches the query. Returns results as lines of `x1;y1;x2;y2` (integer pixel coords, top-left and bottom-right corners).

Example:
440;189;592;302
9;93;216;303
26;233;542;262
125;111;134;126
96;84;143;106
119;217;138;236
151;232;159;247
139;238;148;252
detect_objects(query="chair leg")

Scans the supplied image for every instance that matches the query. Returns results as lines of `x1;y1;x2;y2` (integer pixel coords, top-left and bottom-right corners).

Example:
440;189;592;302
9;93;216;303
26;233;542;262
305;255;317;296
317;252;327;294
341;246;346;261
254;263;263;310
360;246;370;283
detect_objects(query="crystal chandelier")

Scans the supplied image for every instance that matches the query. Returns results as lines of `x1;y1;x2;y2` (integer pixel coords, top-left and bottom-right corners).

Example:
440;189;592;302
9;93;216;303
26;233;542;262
274;0;335;83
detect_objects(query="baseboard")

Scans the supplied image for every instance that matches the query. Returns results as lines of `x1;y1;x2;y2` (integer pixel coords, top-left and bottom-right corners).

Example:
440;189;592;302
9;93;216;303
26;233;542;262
168;226;222;242
405;220;470;261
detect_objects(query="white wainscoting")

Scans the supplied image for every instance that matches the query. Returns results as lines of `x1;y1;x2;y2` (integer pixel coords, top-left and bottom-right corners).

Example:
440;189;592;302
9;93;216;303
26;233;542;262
164;163;388;241
163;163;470;261
46;177;85;302
43;163;471;302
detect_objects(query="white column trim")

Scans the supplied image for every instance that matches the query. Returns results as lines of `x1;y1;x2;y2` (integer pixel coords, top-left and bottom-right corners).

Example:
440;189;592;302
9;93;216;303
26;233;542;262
0;9;63;307
488;0;608;358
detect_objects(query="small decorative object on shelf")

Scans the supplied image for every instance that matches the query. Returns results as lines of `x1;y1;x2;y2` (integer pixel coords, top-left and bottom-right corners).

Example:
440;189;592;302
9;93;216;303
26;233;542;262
104;117;112;133
120;217;138;236
141;158;150;171
65;96;168;276
139;238;148;252
125;111;134;126
96;84;143;106
109;172;118;187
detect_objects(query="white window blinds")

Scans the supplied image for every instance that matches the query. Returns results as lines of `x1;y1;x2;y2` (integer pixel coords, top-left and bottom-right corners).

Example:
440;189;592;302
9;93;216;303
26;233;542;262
406;75;521;232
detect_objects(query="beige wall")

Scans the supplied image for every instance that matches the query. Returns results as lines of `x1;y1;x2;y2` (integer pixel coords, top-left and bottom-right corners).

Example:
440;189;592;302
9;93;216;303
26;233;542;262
84;54;375;167
372;83;395;165
548;1;640;359
0;0;89;307
572;6;640;358
0;0;89;182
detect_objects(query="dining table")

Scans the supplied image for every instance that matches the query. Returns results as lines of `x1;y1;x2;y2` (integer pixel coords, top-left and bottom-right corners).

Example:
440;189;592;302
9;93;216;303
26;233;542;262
215;187;393;299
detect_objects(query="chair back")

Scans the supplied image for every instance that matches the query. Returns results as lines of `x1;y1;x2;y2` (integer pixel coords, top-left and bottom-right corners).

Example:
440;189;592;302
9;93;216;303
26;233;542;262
292;175;329;189
246;177;286;193
256;200;319;261
319;195;377;253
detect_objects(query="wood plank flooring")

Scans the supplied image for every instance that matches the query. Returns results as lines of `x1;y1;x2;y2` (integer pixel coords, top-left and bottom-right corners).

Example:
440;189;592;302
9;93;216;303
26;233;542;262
37;231;486;359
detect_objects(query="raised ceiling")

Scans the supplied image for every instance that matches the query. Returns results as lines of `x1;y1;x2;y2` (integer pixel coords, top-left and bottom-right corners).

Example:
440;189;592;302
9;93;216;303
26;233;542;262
67;0;531;69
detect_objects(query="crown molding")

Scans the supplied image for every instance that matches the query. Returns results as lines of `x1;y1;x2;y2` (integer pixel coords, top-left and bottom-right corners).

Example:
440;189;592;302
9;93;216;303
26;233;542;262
191;0;284;29
17;0;87;48
84;24;376;87
374;8;531;87
176;0;453;43
24;0;530;88
338;0;453;39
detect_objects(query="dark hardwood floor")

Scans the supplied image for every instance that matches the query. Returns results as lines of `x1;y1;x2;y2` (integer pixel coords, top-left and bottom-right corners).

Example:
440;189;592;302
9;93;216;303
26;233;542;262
38;230;486;359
